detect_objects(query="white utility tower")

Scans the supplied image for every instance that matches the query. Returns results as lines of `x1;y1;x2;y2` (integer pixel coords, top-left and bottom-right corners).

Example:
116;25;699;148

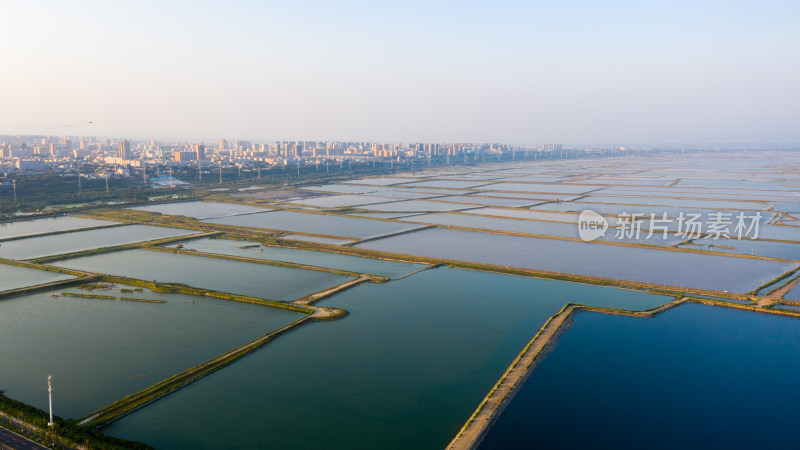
47;375;54;427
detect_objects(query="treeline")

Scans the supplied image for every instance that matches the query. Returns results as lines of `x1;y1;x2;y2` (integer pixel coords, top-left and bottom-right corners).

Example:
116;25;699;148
0;151;544;215
0;391;152;449
0;172;193;216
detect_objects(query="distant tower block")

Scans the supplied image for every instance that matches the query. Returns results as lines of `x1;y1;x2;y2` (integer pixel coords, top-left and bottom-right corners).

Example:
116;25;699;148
48;375;54;427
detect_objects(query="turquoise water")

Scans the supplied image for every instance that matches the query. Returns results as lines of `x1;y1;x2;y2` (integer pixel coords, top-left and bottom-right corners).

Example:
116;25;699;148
52;249;353;301
130;201;271;219
481;303;800;449
0;283;301;419
104;267;670;449
0;216;117;240
204;210;424;239
0;264;74;291
356;228;798;292
0;225;193;260
170;238;426;278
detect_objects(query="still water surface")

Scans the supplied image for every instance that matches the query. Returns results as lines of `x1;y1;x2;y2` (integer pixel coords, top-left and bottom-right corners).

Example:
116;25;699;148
481;303;800;449
0;284;301;418
53;249;352;301
105;267;670;449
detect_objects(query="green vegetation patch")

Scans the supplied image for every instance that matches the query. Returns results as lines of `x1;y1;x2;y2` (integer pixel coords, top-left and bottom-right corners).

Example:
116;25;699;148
77;282;115;291
120;297;167;304
60;292;116;300
0;391;151;449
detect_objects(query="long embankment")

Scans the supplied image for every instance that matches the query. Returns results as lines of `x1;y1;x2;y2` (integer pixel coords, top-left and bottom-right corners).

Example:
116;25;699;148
0;258;103;301
27;231;221;264
293;274;373;306
77;273;365;429
78;314;313;429
446;295;800;450
73;206;792;305
0;276;101;301
0;223;127;243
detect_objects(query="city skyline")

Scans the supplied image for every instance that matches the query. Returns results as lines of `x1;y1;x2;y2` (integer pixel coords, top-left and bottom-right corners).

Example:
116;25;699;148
2;1;799;144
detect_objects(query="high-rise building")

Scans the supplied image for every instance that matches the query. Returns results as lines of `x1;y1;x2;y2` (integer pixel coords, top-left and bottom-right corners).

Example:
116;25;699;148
193;143;206;160
118;139;131;158
173;150;196;162
219;139;228;151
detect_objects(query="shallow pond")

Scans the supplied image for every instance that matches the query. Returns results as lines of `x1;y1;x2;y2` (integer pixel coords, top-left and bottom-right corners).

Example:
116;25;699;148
0;283;301;418
104;267;670;449
53;249;353;301
0;216;117;240
170;238;426;278
129;201;270;219
0;264;74;291
0;225;193;260
481;303;800;449
355;228;797;293
203;210;424;239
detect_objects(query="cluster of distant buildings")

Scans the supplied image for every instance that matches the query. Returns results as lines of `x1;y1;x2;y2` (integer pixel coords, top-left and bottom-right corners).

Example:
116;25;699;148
0;135;648;184
0;136;553;172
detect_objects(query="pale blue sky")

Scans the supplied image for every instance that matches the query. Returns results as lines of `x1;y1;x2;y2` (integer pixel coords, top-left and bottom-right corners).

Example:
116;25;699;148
1;0;798;144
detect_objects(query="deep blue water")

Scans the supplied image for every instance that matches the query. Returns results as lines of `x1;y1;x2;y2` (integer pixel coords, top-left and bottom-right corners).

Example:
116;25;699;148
481;303;800;449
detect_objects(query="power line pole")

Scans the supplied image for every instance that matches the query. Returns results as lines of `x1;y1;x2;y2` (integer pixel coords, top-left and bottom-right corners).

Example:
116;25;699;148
48;375;54;427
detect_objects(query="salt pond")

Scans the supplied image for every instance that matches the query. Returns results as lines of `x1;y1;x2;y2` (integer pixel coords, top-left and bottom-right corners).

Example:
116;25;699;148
104;267;670;449
0;225;193;260
204;210;423;239
356;228;797;292
682;237;800;260
481;303;800;449
0;264;74;291
0;216;117;240
0;283;301;418
129;201;271;219
170;238;426;278
53;249;352;301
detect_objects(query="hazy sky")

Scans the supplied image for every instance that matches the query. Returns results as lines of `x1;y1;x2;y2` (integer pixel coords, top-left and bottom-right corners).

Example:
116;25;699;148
2;0;798;144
